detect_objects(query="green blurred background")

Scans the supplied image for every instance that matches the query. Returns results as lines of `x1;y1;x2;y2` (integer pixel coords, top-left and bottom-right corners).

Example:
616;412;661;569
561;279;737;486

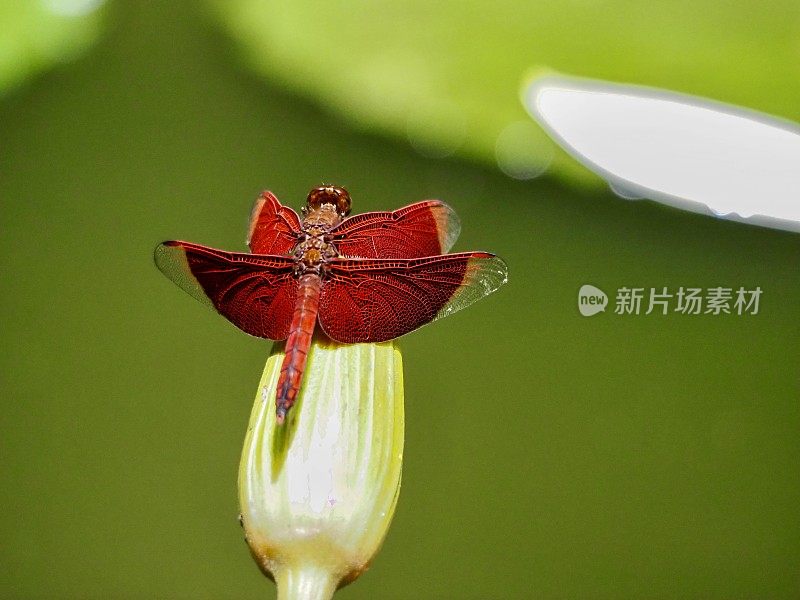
1;1;798;598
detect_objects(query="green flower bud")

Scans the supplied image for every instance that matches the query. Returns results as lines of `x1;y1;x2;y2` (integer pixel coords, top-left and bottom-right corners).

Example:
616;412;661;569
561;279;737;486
239;338;404;599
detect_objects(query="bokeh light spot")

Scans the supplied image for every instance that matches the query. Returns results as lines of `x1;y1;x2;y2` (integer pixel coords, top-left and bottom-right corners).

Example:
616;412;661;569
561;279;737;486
495;120;553;180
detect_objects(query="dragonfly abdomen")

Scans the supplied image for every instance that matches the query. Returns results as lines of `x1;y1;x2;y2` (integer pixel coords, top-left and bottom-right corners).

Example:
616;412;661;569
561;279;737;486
275;273;321;424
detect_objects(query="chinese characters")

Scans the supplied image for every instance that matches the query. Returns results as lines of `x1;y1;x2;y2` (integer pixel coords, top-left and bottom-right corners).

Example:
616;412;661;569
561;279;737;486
613;287;762;315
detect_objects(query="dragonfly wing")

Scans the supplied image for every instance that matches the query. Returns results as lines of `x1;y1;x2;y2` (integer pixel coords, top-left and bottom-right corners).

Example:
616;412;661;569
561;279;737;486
154;241;297;340
247;191;302;255
318;253;507;343
329;200;461;258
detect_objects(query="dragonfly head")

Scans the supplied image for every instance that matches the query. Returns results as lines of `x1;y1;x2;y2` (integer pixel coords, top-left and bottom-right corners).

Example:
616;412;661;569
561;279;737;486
306;185;352;217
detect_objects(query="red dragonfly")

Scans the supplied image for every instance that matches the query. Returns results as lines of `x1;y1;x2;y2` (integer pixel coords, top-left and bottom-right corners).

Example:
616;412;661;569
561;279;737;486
155;186;507;424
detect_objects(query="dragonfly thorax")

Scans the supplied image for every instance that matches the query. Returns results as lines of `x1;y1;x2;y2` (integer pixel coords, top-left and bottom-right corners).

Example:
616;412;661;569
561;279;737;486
292;229;338;276
301;203;341;231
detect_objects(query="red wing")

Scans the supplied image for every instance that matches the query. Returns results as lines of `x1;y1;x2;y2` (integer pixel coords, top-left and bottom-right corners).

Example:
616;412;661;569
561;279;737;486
318;253;507;343
329;200;460;258
154;241;297;340
247;191;302;255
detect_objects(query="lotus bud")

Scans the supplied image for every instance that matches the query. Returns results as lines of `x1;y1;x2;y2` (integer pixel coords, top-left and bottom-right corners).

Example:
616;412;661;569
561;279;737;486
239;337;404;599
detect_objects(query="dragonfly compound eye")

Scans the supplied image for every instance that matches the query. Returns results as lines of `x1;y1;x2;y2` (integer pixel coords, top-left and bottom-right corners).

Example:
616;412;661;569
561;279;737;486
335;187;352;216
307;185;351;216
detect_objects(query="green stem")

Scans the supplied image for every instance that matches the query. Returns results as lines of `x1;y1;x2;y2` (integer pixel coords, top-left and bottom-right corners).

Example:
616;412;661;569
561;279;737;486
276;565;338;600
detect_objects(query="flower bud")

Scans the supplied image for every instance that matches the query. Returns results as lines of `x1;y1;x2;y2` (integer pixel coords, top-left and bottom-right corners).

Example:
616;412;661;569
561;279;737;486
239;337;404;599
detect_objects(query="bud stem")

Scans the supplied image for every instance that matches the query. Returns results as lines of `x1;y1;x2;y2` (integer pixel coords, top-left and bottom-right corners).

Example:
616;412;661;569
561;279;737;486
276;565;338;600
